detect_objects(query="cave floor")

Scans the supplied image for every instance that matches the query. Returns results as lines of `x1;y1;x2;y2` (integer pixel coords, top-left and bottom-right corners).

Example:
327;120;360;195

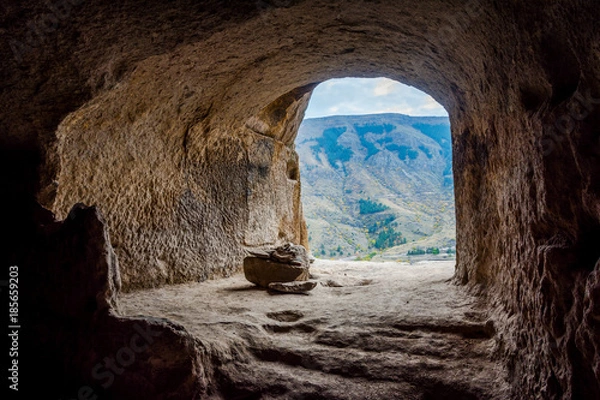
120;260;509;400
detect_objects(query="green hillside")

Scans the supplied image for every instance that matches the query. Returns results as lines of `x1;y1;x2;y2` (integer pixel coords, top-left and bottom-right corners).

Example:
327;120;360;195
296;113;456;261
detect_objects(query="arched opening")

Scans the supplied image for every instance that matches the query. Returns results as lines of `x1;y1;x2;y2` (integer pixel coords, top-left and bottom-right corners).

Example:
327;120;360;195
297;77;456;262
108;79;499;399
42;69;503;398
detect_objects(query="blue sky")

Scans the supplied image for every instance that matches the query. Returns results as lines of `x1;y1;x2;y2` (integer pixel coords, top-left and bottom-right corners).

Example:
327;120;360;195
304;77;448;119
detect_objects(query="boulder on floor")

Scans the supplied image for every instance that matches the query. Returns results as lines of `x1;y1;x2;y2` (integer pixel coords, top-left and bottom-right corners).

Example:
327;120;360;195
244;243;311;287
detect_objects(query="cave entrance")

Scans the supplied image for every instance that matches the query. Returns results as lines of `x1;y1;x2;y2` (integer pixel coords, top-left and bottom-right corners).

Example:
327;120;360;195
297;77;456;262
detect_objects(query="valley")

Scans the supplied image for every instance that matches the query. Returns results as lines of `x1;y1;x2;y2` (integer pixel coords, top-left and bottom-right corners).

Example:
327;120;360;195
296;113;456;261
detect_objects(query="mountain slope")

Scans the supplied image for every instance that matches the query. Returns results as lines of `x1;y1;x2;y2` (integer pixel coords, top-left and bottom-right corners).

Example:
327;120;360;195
296;113;455;259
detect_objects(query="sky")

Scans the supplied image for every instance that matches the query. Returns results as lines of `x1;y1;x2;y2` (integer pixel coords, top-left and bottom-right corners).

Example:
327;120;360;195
304;77;448;119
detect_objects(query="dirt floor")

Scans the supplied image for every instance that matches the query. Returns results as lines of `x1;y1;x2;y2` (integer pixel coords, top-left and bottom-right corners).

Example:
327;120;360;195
120;260;509;399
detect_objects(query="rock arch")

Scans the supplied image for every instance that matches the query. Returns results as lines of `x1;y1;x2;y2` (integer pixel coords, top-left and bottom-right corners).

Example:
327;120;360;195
1;0;599;398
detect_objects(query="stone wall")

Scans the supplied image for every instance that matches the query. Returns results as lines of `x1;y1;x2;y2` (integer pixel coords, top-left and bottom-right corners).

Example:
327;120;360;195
49;71;309;289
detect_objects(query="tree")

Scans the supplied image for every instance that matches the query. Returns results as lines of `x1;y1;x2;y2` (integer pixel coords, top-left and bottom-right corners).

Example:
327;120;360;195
358;199;389;214
373;227;405;249
408;247;426;255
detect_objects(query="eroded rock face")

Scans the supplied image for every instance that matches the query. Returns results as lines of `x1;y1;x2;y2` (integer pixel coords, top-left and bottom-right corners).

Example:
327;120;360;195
44;79;309;290
1;0;600;398
21;204;207;399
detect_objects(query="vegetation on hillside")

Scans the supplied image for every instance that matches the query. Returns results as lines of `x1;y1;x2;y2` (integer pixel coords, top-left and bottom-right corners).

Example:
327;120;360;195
408;247;441;255
412;122;453;175
355;123;393;159
359;199;389;214
373;226;407;249
311;127;352;167
354;123;395;136
386;144;419;161
297;114;456;260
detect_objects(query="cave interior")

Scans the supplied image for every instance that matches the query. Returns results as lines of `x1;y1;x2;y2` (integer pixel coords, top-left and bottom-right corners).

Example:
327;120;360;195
1;0;600;399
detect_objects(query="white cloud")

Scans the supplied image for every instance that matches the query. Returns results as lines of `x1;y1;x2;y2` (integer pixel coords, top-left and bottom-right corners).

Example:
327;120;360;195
373;78;398;96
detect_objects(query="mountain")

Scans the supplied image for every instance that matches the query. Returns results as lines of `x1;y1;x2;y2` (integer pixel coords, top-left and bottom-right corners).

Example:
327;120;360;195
296;113;456;260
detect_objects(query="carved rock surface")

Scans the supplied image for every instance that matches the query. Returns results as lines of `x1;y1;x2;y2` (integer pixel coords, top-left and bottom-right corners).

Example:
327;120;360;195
21;204;208;399
122;260;509;399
